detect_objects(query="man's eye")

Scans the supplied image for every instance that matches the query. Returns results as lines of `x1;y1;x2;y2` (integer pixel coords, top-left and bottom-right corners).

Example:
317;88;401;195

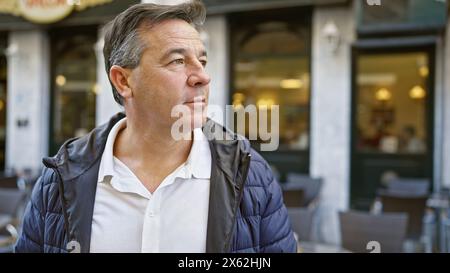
171;59;185;65
200;60;208;67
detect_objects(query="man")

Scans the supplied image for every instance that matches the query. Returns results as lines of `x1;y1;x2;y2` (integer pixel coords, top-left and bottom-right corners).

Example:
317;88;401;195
15;0;296;253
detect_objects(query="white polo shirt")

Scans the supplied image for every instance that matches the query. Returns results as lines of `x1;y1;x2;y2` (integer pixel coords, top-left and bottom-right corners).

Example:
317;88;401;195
90;118;212;253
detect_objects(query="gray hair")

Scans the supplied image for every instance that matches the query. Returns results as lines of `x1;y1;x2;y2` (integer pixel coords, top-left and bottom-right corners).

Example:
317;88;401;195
103;0;206;105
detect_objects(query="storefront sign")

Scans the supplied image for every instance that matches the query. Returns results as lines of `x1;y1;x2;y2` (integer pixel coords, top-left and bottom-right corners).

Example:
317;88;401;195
0;0;113;24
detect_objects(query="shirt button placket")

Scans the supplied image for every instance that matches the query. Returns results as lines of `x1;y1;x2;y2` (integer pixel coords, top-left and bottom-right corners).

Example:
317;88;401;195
142;193;160;253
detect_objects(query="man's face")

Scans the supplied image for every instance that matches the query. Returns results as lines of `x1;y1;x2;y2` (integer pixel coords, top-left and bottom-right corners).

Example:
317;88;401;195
127;19;210;133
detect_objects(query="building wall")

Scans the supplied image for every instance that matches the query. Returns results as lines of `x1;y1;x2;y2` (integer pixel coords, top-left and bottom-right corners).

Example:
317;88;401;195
202;15;228;125
310;4;355;244
6;30;50;173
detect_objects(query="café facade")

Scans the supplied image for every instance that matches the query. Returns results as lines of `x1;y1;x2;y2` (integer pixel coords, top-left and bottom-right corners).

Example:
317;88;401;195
0;0;449;243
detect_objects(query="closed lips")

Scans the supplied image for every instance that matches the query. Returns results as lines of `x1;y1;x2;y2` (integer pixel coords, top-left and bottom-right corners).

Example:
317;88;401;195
185;97;206;104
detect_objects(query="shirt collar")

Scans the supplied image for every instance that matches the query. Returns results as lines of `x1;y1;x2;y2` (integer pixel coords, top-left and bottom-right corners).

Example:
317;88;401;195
186;128;212;180
98;119;211;184
97;117;127;183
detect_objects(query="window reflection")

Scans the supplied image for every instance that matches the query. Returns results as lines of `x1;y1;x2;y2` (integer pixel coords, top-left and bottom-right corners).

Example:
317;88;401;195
356;52;428;154
232;20;310;151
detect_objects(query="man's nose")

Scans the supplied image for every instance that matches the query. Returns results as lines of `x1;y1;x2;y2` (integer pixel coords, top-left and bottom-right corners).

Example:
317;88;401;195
187;66;211;87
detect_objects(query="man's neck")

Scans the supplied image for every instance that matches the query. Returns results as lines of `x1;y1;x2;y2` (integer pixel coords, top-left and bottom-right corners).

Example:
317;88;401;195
113;118;193;193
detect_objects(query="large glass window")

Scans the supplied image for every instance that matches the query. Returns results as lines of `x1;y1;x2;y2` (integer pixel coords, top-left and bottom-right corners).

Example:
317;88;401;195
355;52;430;155
50;28;97;154
230;10;311;151
229;8;311;181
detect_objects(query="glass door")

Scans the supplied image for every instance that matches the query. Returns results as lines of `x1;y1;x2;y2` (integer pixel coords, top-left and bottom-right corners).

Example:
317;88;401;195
350;46;435;210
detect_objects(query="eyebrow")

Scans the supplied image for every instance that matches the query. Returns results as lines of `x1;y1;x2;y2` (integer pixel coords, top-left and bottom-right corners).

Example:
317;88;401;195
160;48;207;62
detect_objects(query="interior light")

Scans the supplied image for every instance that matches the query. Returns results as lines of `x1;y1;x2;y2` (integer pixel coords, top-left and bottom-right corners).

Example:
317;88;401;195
409;85;426;100
375;88;392;101
280;79;303;89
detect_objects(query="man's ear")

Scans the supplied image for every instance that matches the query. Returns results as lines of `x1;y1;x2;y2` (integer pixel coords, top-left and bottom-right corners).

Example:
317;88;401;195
109;65;133;99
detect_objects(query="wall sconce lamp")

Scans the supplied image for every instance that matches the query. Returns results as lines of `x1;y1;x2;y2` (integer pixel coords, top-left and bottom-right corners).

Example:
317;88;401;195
4;43;19;57
322;20;341;54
